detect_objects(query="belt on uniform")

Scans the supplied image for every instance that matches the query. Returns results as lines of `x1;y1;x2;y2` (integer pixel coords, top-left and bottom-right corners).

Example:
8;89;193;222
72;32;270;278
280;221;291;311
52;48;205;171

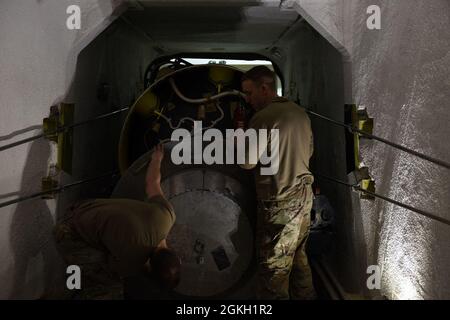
259;174;314;205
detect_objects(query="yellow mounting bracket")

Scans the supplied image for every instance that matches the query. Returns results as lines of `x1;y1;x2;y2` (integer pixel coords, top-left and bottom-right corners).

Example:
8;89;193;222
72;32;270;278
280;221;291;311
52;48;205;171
41;175;59;199
41;164;60;200
355;108;374;138
43;103;74;175
360;179;376;200
352;166;375;200
43;106;59;143
154;105;165;119
349;104;376;200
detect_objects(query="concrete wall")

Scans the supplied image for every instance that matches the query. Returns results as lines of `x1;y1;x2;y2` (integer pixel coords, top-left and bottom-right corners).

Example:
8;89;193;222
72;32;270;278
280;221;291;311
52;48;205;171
293;0;450;299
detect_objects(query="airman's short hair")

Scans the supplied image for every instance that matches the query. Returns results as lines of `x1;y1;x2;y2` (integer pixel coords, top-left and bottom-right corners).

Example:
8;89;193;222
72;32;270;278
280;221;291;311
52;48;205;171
150;248;181;290
242;66;277;91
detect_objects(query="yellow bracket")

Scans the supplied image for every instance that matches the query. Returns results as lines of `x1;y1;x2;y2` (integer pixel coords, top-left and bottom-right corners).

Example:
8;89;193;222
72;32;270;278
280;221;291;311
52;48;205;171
43;106;59;143
356;108;374;138
360;179;376;200
151;106;166;133
153;106;165;119
349;104;376;199
43;103;74;175
41;176;59;199
58;103;74;174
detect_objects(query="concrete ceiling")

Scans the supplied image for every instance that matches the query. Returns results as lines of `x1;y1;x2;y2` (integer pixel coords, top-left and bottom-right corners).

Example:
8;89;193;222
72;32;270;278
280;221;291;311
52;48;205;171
122;0;302;53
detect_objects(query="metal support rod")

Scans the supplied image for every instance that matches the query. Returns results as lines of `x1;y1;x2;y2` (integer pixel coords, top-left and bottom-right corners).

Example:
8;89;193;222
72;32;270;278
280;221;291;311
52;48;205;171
313;171;450;227
65;107;129;132
0;171;119;209
305;109;450;170
0;133;46;152
0;107;130;153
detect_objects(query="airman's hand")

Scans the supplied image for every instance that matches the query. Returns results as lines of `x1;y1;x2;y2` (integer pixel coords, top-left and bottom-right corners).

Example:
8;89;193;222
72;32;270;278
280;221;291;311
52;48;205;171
152;144;164;163
146;144;164;198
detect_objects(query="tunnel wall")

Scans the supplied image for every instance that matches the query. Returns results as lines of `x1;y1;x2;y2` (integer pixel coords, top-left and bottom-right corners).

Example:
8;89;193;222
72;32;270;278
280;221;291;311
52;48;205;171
292;0;450;299
59;19;159;216
277;22;363;295
0;0;144;299
0;0;448;300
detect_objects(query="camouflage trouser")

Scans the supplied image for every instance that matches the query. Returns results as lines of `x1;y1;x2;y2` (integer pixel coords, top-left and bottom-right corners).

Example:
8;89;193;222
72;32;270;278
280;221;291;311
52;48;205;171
256;177;316;300
53;201;123;300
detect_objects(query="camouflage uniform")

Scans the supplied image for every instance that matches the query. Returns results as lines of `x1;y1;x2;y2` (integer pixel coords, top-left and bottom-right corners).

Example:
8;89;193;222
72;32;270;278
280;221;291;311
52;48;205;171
256;175;316;300
53;202;123;300
240;96;316;299
54;196;175;300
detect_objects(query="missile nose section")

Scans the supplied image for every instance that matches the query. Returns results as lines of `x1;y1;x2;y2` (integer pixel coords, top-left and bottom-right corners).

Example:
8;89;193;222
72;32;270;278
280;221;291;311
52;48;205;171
113;145;257;298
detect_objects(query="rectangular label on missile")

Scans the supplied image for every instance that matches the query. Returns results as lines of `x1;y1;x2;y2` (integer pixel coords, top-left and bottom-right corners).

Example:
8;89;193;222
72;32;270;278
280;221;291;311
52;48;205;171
211;246;231;271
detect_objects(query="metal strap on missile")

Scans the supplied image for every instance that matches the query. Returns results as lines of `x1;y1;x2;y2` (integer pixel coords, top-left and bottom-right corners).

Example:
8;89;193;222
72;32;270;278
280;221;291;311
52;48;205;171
313;171;450;227
0;107;130;153
305;108;450;170
0;171;119;209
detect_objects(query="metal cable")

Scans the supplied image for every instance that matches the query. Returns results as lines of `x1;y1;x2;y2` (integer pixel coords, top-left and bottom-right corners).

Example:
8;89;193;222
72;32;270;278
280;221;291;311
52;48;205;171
1;99;449;225
0;133;46;152
2;102;449;172
305;109;450;170
313;171;450;227
0;171;119;209
0;107;130;153
65;107;129;131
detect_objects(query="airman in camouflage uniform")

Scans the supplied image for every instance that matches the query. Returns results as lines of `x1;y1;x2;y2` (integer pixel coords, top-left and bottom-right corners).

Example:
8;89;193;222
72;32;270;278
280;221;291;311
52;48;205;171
53;203;124;300
53;145;179;300
241;66;316;300
256;176;315;300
